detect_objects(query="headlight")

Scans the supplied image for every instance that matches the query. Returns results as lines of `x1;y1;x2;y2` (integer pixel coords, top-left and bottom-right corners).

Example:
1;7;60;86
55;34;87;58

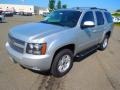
26;43;47;55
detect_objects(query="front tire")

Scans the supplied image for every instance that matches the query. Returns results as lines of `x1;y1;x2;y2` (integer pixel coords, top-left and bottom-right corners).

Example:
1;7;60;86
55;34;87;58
51;49;73;77
99;35;109;51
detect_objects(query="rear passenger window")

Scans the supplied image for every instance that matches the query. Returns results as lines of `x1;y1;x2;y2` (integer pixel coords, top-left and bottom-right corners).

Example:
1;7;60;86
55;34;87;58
104;12;113;23
95;11;104;25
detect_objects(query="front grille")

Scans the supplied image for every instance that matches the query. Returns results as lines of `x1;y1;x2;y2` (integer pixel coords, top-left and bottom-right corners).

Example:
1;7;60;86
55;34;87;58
8;34;25;53
8;34;25;45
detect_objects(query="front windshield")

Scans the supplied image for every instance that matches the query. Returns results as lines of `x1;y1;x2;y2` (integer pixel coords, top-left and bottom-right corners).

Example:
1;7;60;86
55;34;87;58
41;10;81;28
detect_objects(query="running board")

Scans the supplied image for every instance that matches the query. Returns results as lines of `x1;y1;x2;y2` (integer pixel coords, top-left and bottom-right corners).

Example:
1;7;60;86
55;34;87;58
76;45;99;58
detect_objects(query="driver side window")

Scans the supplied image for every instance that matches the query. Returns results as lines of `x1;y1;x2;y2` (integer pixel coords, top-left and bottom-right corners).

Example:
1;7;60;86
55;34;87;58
81;11;95;29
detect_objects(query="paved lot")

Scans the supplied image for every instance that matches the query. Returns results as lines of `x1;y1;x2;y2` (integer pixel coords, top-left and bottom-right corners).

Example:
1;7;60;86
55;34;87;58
0;16;120;90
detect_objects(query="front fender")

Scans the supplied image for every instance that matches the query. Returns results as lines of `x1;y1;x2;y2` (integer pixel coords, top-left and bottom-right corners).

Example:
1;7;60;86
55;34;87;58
45;29;78;59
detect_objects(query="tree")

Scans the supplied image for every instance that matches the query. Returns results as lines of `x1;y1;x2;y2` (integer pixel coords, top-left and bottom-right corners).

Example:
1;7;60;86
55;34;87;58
62;4;67;9
57;0;62;9
116;9;120;12
49;0;55;12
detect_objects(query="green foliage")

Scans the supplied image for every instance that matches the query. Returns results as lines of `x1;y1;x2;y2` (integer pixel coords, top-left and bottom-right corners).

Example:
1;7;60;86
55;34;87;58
114;23;120;26
62;4;67;9
112;13;120;17
48;0;67;11
57;0;62;9
49;0;55;12
116;9;120;12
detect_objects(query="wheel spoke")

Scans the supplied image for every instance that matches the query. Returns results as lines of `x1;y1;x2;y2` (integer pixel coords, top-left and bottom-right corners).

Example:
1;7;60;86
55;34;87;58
103;38;108;48
58;55;71;73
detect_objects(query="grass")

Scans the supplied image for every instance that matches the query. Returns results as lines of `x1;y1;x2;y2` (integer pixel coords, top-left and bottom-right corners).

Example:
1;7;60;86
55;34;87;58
114;23;120;26
112;13;120;17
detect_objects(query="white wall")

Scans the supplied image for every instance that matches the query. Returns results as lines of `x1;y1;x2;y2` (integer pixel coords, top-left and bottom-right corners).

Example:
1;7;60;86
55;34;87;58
0;4;34;13
39;8;49;15
0;4;49;15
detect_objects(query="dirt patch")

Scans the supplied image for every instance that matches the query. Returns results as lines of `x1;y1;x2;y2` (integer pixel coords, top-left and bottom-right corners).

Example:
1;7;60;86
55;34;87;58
118;40;120;43
38;76;64;90
0;71;3;74
109;50;115;55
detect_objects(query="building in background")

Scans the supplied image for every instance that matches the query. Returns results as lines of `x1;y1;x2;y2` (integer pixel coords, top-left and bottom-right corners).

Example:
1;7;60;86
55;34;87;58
39;8;49;15
0;4;49;15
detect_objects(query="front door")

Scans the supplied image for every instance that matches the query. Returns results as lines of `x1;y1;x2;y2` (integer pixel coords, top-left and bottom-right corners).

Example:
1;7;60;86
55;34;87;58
77;11;97;52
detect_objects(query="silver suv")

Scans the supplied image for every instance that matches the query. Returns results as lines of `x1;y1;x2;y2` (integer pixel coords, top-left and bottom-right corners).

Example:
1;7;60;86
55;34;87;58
6;7;113;77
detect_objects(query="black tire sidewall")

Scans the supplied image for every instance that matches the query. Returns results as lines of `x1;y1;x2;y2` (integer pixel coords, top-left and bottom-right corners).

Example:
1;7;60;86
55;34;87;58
51;49;73;77
99;35;109;50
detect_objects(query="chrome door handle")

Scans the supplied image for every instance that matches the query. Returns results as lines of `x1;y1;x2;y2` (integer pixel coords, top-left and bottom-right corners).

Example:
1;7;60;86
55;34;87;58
92;30;97;32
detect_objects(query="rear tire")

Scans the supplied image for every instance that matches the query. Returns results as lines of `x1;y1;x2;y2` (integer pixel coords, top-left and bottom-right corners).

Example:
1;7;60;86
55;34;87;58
51;49;73;77
99;35;109;51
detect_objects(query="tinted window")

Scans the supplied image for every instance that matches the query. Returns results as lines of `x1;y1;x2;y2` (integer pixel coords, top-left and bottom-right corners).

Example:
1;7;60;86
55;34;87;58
95;11;104;25
41;10;81;28
81;11;94;28
104;12;113;23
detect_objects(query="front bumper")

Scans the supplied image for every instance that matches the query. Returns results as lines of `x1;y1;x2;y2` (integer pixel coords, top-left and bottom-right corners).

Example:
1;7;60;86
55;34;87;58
5;42;52;71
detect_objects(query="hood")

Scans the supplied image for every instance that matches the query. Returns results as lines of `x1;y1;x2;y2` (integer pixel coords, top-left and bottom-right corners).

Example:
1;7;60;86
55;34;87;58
9;22;68;41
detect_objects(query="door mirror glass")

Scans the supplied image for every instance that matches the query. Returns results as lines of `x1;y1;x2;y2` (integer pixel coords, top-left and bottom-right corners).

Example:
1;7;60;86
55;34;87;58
82;21;95;28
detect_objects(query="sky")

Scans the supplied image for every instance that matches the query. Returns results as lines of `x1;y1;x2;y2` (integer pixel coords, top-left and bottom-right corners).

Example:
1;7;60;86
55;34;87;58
0;0;120;12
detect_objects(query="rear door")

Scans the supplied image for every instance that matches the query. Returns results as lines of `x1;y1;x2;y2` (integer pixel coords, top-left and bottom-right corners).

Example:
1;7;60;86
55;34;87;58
93;11;105;42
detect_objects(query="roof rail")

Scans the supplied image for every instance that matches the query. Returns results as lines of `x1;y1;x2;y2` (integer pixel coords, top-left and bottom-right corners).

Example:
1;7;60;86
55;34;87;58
90;7;97;9
90;7;107;11
72;7;92;10
99;9;107;11
71;7;107;11
72;7;81;10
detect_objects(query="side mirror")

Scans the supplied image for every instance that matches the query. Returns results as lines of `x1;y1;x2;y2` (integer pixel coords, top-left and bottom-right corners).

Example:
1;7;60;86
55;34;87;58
81;21;95;28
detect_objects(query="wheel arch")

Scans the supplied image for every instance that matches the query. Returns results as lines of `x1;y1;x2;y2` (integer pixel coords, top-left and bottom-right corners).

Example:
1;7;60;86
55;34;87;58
50;44;75;69
105;31;111;38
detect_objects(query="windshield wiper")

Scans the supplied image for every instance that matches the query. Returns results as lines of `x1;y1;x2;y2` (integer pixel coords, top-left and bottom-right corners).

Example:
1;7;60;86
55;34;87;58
41;21;64;26
40;21;49;24
49;22;65;26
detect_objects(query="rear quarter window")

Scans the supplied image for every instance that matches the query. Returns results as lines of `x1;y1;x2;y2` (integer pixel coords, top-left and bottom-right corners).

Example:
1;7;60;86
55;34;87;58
104;12;113;23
